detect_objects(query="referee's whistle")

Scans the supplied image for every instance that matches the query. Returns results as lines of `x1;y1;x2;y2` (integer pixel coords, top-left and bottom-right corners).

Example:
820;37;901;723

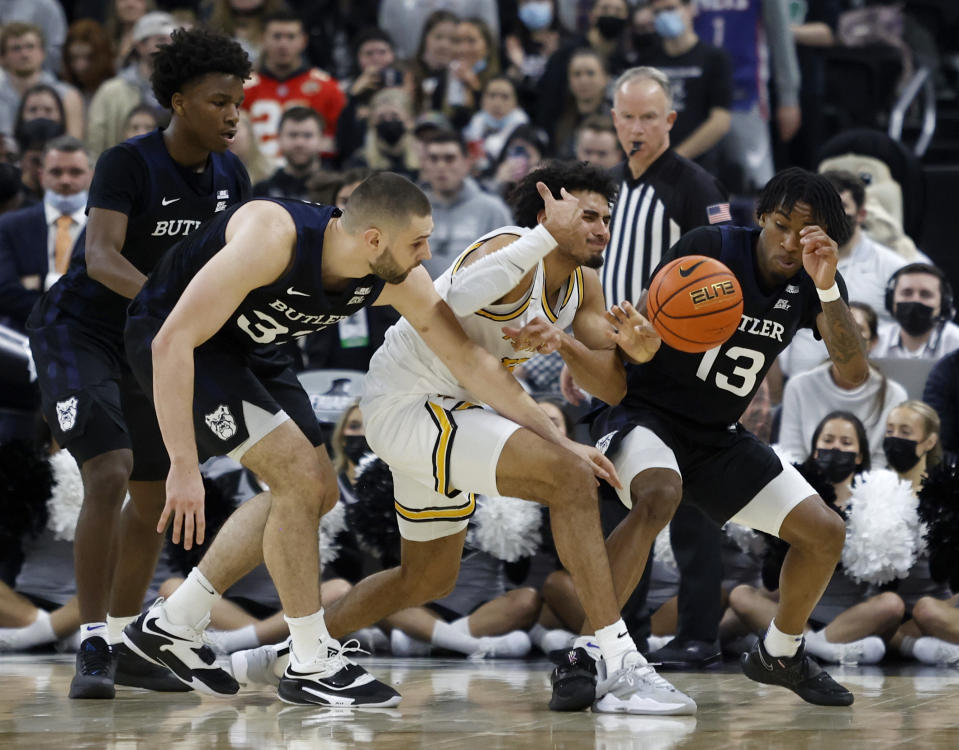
629;141;642;155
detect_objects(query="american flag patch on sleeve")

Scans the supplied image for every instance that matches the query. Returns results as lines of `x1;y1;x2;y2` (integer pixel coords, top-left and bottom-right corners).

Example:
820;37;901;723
707;203;732;224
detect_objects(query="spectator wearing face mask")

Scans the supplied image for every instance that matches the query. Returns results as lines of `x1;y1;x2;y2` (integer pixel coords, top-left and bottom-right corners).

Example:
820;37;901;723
874;264;959;361
343;88;419;182
503;0;565;115
535;0;637;137
462;76;530;173
638;0;732;174
0;136;91;331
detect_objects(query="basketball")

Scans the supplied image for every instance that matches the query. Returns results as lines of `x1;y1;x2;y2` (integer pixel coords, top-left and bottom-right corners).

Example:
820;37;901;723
646;255;744;353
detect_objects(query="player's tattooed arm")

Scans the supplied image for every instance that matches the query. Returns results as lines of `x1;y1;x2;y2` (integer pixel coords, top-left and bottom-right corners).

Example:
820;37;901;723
817;300;869;385
801;224;868;385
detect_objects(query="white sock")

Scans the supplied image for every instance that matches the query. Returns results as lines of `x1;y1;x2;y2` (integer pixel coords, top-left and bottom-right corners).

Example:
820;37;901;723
0;609;56;650
213;624;260;653
899;635;917;658
106;614;137;645
285;609;331;663
80;621;107;644
165;568;220;628
450;616;472;636
431;620;481;655
764;620;803;658
804;629;840;661
528;623;548;650
595;619;639;673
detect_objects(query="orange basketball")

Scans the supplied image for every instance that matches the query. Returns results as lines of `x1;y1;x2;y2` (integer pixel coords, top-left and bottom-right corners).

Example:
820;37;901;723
646;255;744;353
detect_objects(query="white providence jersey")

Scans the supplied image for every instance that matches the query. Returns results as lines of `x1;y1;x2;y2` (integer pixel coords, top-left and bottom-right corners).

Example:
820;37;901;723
364;226;585;401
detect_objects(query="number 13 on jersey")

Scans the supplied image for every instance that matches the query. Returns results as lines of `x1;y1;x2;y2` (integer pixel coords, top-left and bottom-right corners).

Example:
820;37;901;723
695;345;765;397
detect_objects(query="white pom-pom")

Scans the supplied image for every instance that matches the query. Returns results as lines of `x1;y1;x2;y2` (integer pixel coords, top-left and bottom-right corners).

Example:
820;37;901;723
653;526;676;569
467;495;542;562
723;521;766;556
47;450;83;541
319;501;347;566
842;469;920;585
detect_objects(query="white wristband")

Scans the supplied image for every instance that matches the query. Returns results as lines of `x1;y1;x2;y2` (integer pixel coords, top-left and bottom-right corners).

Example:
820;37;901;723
816;283;840;303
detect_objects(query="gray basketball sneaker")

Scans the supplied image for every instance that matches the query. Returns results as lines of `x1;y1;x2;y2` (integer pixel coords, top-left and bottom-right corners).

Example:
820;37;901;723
593;651;697;715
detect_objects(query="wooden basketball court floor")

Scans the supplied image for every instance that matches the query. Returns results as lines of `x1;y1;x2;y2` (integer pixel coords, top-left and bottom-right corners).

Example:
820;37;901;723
2;654;959;749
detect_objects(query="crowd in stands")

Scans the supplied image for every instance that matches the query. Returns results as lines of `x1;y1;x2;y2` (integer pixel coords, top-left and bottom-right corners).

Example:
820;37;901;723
1;0;959;674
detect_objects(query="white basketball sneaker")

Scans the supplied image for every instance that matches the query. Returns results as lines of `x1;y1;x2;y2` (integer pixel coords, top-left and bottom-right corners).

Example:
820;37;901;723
593;651;697;715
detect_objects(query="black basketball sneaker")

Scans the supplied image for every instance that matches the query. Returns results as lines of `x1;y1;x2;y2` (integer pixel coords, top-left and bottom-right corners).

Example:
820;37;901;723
741;637;854;706
113;641;192;692
548;646;599;711
278;638;401;707
122;598;239;696
69;635;115;699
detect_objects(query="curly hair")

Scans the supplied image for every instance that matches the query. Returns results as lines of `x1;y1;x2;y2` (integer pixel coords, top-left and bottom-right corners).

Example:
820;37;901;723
151;28;252;110
508;160;618;229
756;167;853;247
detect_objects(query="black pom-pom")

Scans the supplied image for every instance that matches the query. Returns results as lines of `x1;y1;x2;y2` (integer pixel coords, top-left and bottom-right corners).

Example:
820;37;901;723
0;440;52;551
166;475;238;576
348;455;401;567
918;460;959;590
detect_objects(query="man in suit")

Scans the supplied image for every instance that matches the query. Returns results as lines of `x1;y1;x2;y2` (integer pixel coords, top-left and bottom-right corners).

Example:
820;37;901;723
0;135;90;331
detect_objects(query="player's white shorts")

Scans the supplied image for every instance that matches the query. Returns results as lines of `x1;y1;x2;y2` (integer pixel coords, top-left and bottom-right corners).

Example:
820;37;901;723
361;393;521;542
608;426;815;538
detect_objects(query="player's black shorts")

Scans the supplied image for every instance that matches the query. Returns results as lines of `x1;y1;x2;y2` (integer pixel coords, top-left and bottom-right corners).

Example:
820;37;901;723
26;301;169;480
589;402;785;525
124;315;324;462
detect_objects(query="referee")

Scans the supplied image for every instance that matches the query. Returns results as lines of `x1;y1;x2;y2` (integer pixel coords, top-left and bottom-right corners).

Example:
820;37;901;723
603;66;729;670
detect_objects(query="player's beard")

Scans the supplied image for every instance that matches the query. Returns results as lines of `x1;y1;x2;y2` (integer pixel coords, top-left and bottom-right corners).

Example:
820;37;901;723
582;252;604;269
370;245;413;284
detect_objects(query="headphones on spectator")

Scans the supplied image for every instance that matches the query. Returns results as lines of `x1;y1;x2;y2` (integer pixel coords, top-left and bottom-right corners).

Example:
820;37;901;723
884;262;956;322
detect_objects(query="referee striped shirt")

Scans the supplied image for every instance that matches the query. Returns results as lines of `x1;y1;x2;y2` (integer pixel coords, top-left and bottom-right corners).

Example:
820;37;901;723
602;149;728;307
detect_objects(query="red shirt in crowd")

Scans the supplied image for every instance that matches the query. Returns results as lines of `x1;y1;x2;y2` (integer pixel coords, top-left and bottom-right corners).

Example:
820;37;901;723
243;65;346;160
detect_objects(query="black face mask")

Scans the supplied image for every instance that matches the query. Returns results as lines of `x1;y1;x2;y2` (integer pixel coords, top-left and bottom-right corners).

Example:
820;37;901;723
814;449;859;484
376;120;406;146
595;15;627;40
883;436;921;472
343;435;371;464
894;301;937;337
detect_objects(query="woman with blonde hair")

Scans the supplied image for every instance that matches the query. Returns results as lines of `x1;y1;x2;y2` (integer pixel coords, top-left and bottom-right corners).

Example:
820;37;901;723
345;88;419;180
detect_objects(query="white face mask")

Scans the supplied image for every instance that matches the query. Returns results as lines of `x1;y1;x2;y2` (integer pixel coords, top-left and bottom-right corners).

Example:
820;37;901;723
45;189;87;215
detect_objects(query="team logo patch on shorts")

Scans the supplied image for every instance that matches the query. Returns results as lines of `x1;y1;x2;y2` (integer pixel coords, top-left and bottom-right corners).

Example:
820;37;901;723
205;405;237;440
56;397;78;432
595;431;617;454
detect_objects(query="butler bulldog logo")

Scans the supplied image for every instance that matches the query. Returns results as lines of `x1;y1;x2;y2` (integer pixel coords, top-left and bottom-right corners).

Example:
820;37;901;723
56;397;78;431
205;405;237;440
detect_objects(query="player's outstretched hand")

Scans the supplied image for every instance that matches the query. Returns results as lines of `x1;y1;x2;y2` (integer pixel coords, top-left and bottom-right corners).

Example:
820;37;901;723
563;438;622;489
159;464;206;550
606;301;661;363
799;225;839;291
559;363;588;406
538;181;582;248
502;316;562;354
